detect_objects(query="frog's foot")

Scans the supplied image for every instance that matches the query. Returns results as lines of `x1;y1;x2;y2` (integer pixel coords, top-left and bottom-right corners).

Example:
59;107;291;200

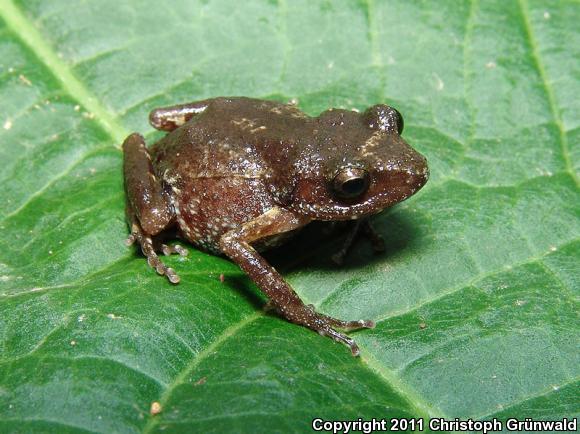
290;305;375;356
161;243;189;257
126;224;180;284
317;328;361;356
332;219;385;265
315;323;373;357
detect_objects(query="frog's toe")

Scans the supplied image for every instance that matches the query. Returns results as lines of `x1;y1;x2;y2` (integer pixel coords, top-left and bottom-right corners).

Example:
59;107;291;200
317;311;375;331
333;319;375;331
165;268;180;284
317;327;360;356
335;319;375;331
361;319;376;329
161;243;189;257
145;251;180;284
300;306;371;355
127;225;181;284
372;240;386;253
331;251;346;265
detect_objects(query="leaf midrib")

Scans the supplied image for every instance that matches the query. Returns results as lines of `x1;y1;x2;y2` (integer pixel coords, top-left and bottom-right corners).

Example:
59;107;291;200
0;0;130;145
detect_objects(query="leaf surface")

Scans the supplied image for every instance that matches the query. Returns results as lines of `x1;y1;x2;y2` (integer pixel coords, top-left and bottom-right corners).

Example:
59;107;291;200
0;0;578;432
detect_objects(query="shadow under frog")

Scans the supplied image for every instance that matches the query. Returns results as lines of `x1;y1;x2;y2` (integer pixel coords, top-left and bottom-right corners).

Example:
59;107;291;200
123;97;429;356
267;210;420;273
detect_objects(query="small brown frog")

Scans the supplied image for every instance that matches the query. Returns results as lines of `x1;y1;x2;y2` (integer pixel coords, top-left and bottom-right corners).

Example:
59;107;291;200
123;97;428;355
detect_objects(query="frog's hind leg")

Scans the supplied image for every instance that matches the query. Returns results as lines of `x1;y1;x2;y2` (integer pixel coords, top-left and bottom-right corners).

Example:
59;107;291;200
123;133;182;283
219;207;376;356
149;100;211;131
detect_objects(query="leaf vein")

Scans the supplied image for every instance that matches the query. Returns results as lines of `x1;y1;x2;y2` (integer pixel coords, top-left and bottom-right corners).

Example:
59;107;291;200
370;239;577;325
474;376;580;419
0;0;129;144
517;0;578;186
0;146;111;223
140;312;262;434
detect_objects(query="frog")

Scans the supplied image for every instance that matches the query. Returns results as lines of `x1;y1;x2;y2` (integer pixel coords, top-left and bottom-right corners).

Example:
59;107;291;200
123;97;429;356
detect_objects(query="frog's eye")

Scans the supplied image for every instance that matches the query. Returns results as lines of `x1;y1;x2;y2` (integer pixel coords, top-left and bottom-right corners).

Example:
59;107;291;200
331;167;370;200
365;104;404;135
393;108;404;135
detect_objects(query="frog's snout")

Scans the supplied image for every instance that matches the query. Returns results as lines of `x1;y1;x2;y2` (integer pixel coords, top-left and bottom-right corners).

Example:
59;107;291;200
414;156;429;189
386;152;429;202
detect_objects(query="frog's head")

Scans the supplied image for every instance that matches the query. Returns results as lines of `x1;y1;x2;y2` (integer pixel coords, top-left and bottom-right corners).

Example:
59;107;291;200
287;105;429;220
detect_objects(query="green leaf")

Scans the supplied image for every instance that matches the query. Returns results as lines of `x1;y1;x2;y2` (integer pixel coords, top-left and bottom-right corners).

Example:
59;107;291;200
0;0;578;432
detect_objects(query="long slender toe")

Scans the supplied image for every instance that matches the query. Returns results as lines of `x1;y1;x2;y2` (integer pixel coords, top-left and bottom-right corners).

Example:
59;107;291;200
362;319;376;329
320;327;360;356
316;312;375;331
128;225;182;284
161;243;189;256
174;244;188;256
165;268;180;284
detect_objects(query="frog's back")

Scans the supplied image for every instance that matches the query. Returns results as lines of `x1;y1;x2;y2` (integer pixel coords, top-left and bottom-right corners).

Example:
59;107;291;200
148;97;311;252
151;97;311;181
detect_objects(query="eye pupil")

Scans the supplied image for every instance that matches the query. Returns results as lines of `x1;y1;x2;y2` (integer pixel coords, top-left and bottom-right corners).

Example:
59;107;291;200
331;167;370;200
341;178;366;196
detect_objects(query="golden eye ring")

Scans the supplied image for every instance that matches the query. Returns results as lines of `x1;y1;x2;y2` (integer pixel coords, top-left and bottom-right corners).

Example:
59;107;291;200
331;167;370;200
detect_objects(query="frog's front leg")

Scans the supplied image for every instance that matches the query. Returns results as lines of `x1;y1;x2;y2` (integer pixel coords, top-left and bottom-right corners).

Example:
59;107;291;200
149;100;211;131
219;207;375;356
332;219;386;265
123;133;186;283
